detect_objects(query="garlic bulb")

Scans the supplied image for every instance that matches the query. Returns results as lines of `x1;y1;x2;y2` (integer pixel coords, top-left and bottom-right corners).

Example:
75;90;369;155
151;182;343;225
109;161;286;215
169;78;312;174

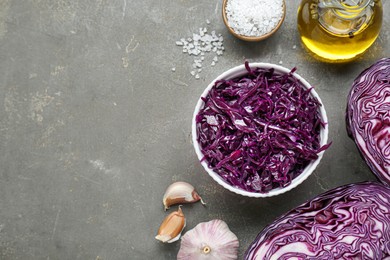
177;219;239;260
163;181;205;210
155;206;186;243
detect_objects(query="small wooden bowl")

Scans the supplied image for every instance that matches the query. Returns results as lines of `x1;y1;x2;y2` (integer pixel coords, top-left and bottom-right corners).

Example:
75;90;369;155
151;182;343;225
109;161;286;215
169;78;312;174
222;0;286;42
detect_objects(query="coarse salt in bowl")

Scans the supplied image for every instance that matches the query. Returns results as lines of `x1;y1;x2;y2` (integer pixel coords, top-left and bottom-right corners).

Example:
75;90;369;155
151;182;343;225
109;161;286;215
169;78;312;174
222;0;286;41
192;63;329;198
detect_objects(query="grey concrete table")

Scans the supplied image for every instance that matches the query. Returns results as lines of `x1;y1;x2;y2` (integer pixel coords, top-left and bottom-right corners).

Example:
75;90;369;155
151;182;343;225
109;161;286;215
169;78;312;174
0;1;389;259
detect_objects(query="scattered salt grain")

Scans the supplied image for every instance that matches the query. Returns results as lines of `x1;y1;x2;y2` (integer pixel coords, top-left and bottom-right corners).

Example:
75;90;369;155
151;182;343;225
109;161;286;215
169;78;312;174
225;0;284;37
279;61;283;65
293;45;297;49
171;67;176;72
174;24;225;79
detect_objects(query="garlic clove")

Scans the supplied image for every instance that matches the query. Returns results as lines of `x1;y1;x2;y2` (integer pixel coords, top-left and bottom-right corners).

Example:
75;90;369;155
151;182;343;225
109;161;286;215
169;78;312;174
177;219;239;259
155;206;186;243
163;181;206;210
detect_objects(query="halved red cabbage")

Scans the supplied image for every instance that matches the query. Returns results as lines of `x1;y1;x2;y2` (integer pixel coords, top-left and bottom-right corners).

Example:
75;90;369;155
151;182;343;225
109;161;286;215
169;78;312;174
245;182;390;259
196;62;329;192
346;58;390;186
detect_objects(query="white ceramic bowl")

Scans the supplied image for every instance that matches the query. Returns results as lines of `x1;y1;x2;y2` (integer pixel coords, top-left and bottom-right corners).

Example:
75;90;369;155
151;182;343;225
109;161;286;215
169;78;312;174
192;63;329;198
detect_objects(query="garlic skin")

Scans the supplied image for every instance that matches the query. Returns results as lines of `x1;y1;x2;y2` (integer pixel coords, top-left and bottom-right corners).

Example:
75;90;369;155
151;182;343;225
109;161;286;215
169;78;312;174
155;206;186;243
177;219;239;260
163;181;205;210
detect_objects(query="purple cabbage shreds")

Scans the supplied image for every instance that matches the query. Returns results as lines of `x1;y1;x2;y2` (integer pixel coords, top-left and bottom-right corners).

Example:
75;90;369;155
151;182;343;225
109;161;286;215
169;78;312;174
196;62;330;193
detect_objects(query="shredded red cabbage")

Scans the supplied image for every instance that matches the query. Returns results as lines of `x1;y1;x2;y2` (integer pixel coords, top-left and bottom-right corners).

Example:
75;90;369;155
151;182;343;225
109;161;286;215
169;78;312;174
244;182;390;259
196;62;329;192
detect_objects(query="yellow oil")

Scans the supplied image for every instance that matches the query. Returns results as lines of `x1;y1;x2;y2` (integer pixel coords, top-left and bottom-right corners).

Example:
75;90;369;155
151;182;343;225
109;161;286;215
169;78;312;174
297;0;383;63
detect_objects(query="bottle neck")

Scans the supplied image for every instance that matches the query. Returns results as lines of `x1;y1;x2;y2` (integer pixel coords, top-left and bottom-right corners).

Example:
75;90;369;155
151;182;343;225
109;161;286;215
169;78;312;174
317;0;376;35
318;0;373;18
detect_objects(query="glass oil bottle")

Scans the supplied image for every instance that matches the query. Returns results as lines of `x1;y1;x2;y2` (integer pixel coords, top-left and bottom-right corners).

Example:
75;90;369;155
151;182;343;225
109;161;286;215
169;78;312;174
297;0;383;63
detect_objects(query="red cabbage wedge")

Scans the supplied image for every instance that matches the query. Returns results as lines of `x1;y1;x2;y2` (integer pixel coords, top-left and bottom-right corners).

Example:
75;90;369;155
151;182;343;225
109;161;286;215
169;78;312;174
245;182;390;259
346;58;390;186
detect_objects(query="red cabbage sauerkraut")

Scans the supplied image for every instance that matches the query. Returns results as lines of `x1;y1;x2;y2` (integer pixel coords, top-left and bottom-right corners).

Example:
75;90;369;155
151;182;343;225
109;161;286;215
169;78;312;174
196;62;329;192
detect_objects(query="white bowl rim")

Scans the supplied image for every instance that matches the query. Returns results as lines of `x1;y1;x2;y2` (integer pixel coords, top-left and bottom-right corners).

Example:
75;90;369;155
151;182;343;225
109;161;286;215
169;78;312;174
192;62;329;198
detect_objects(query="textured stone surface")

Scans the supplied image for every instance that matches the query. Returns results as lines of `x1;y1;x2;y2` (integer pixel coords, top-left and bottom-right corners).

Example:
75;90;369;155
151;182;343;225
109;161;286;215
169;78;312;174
0;1;389;259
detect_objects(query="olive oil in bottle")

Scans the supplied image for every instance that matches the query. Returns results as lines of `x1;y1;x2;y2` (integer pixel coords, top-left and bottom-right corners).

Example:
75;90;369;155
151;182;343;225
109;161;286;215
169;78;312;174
297;0;383;63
